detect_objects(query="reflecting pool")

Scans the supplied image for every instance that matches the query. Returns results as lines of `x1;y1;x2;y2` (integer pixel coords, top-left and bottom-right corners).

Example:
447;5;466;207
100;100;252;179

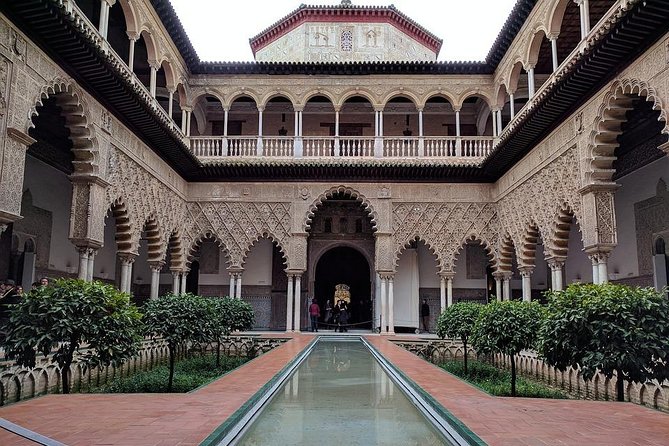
235;339;451;445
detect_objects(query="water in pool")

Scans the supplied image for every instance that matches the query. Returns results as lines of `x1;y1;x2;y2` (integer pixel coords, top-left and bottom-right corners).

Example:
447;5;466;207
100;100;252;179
236;339;451;445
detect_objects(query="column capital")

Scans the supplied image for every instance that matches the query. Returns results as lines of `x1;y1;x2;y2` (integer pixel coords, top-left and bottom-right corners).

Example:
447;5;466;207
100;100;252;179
102;0;117;6
148;260;165;272
452;106;462;113
547;32;560;41
126;30;139;42
492;270;510;280
293;106;304;112
586;250;610;263
525;63;536;71
148;60;160;70
256;106;265;113
378;272;395;281
181;106;193;113
439;271;456;280
119;252;138;264
546;257;566;270
518;266;534;277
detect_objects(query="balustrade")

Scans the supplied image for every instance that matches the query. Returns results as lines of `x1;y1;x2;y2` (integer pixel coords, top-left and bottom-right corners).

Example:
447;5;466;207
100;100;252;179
190;136;495;161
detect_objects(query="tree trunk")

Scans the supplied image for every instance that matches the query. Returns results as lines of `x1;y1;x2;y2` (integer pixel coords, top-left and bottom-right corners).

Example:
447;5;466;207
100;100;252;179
510;354;516;397
61;341;77;394
463;338;468;375
616;370;625;402
216;340;221;367
168;346;175;392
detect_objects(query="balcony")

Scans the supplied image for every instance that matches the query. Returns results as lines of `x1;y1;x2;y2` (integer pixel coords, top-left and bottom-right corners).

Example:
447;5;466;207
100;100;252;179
189;136;495;162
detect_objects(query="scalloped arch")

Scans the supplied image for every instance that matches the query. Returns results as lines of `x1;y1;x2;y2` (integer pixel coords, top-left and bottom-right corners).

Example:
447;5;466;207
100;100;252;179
303;186;378;232
186;230;231;268
241;233;288;268
28;78;100;176
451;233;498;272
588;79;668;184
107;196;134;254
392;235;443;273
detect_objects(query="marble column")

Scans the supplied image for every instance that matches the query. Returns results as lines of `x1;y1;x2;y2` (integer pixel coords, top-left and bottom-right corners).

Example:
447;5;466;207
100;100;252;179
86;249;95;282
502;272;512;301
380;275;387;334
172;271;180;294
127;33;137;71
439;274;446;313
509;92;515;120
149;64;158;98
548;258;565;291
589;254;600;284
527;66;536;97
235;272;242;299
387;275;395;335
257;107;264;155
549;35;559;72
77;248;90;280
293;274;302;332
229;272;235;298
519;266;533;302
493;272;504;301
180;271;187;294
286;273;294;332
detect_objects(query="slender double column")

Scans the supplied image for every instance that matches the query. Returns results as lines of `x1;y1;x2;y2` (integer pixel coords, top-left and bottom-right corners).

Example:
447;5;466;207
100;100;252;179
493;272;504;302
575;0;591;39
519;266;534;302
148;261;164;300
378;273;395;335
502;271;512;301
588;252;609;284
284;272;304;332
547;258;566;291
98;0;115;39
119;253;137;294
227;269;243;298
76;246;98;282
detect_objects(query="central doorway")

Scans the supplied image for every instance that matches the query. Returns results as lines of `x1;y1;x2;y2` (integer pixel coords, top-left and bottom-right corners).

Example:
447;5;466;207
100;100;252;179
315;246;372;329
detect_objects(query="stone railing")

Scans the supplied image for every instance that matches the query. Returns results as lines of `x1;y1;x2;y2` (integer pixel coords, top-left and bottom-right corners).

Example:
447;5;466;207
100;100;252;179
0;336;287;406
189;135;495;161
394;339;669;412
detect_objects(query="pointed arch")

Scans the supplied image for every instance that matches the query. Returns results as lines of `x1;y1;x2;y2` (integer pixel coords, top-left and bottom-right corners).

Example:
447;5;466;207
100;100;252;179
588;79;668;184
241;233;288;268
107;197;134;254
303;186;378;232
393;235;443;273
28;78;99;176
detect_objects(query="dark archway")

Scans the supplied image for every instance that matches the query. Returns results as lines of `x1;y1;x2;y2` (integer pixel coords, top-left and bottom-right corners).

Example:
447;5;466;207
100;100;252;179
186;260;199;294
315;246;372;329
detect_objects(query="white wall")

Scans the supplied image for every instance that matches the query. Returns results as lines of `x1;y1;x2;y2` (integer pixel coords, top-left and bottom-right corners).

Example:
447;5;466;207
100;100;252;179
22;156;78;274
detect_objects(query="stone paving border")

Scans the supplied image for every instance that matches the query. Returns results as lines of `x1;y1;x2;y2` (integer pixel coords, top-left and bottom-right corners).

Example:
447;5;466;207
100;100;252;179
0;334;668;446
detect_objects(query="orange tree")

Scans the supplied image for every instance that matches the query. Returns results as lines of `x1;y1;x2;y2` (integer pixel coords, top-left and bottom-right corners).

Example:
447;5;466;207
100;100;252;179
3;279;142;394
436;302;482;374
470;300;544;397
538;283;669;401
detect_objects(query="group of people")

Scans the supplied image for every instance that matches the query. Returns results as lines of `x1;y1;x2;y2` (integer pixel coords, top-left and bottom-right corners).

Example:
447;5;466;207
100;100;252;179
308;298;350;332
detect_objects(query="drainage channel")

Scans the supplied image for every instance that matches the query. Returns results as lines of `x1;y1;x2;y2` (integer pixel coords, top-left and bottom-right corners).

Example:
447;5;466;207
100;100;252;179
202;336;484;446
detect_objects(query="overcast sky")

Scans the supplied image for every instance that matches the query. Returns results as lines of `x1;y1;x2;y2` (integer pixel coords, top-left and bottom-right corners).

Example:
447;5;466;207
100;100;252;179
169;0;519;62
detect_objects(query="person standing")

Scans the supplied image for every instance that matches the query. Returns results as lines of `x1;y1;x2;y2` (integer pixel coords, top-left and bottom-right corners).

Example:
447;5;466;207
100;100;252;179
421;299;430;333
337;299;349;332
309;298;320;332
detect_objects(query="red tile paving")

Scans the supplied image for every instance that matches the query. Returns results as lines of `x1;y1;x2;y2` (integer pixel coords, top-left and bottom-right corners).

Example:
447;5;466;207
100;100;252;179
1;334;668;446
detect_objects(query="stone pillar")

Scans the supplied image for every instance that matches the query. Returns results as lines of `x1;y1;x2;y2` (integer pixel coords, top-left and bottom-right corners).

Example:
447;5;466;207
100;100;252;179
492;110;498;136
127;32;137;72
527;66;536;97
286;273;294;332
149;63;158;98
335;110;340;136
181;109;187;134
229;272;235;298
172;271;180;294
294;109;304;157
235;272;242;299
417;108;424;156
496;108;503;134
98;0;115;39
119;253;136;294
549;35;559;72
293;274;302;332
445;272;455;307
77;248;90;280
387;275;395;335
439;274;446;313
519;266;533;302
454;107;462;156
257;107;264;156
86;249;95;282
575;0;591;39
180;271;187;294
0;130;35;232
149;262;163;300
502;272;512;301
493;272;504;301
186;109;192;136
509;91;515;120
547;258;565;291
380;275;387;334
168;90;174;120
374;110;383;157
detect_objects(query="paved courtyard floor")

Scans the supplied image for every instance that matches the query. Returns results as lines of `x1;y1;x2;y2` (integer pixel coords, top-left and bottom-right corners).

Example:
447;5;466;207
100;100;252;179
1;334;668;445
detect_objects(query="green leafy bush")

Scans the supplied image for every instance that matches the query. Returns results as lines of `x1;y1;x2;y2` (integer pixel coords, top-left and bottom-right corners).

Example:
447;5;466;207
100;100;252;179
98;354;247;393
3;279;142;394
436;302;482;373
539;283;669;401
471;300;545;396
205;297;254;366
440;360;567;399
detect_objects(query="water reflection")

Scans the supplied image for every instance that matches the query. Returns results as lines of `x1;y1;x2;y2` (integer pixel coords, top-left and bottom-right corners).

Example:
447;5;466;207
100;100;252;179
237;340;449;446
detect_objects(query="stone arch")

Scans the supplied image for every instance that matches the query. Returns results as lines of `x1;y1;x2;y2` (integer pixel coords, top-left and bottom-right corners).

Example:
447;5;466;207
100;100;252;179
160;59;177;90
381;91;420;110
546;203;578;259
224;91;261;109
190;90;226;109
455;90;493;110
493;84;508;110
639;384;648;406
507;60;525;94
241;232;288;267
108;197;134;253
452;234;498;273
519;222;541;268
497;234;516;273
117;0;139;35
526;28;548;68
392;235;443;273
141;214;163;263
302;90;337;107
259;91;298;110
139;29;159;65
336;89;377;108
422;92;457;109
653;387;664;409
166;230;185;270
588;79;668;184
28;78;100;176
303;186;378;232
186;230;230;268
548;0;572;37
